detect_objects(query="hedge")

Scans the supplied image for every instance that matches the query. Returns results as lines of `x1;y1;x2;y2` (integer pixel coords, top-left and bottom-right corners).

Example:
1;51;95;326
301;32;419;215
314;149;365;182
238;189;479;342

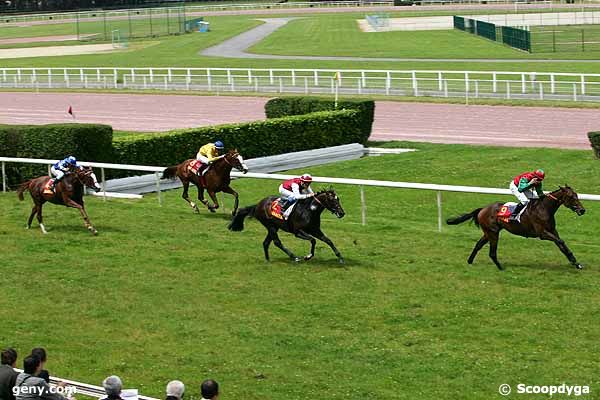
112;109;365;169
0;123;113;187
589;132;600;159
264;97;374;143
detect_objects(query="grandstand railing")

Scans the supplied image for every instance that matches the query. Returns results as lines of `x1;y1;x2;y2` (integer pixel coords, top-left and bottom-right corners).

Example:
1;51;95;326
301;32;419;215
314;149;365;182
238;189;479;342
1;67;600;102
13;368;159;400
3;156;600;231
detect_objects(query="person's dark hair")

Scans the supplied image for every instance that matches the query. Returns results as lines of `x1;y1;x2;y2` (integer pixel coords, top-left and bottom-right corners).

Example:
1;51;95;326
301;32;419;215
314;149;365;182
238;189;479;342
1;348;17;365
23;355;41;374
200;379;219;399
31;348;47;363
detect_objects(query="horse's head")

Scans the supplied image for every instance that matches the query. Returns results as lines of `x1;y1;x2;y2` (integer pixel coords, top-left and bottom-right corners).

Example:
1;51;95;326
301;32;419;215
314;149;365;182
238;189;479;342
315;189;345;219
556;186;585;216
224;149;248;174
76;167;101;192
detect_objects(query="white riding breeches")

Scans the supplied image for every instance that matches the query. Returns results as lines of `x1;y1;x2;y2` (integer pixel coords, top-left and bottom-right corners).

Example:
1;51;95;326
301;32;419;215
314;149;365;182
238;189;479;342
279;186;295;200
50;166;65;181
510;181;539;205
197;155;210;164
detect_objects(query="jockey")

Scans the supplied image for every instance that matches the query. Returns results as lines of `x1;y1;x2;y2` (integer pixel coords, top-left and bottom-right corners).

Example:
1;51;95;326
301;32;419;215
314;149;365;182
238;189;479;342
50;156;81;190
509;168;545;221
279;174;315;218
196;140;225;176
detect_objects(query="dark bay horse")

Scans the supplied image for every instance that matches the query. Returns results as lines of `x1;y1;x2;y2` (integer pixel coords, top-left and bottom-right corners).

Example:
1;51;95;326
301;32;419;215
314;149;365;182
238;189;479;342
17;167;102;235
228;189;346;263
162;149;248;215
446;186;586;270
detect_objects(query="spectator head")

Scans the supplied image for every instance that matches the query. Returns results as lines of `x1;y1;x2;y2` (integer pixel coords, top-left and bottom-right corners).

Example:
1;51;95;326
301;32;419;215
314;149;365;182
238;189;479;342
200;379;219;400
31;348;47;366
1;348;17;367
23;355;41;375
165;380;185;400
102;376;123;398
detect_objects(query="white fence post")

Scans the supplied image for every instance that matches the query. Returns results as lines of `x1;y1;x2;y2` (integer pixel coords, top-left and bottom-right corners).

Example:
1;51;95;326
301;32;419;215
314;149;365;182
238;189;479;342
581;75;586;96
155;172;162;206
360;185;366;226
2;161;6;192
573;83;578;101
437;191;442;233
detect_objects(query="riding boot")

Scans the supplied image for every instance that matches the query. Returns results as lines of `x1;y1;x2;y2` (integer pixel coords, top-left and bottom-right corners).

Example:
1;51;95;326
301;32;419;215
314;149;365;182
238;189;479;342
510;203;525;221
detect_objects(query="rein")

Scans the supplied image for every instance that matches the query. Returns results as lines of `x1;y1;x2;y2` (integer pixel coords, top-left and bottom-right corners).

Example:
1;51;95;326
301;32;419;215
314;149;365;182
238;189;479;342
547;192;560;203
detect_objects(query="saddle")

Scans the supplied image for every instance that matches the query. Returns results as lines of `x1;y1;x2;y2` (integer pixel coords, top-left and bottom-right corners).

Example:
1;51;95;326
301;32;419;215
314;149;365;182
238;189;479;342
270;198;285;220
42;179;55;195
497;202;519;223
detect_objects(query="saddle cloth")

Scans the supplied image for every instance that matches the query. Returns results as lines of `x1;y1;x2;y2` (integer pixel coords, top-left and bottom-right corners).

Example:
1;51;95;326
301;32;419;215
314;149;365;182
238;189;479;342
43;179;55;195
187;160;203;175
270;198;284;220
497;202;519;223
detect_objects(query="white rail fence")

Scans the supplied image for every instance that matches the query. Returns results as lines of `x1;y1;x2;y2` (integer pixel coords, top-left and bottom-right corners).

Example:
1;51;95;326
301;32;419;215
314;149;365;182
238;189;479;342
3;156;600;232
13;368;159;400
1;67;599;102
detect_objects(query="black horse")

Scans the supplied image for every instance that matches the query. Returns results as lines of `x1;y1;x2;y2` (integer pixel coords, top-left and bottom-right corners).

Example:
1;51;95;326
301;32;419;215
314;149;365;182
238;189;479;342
446;186;586;270
228;189;346;263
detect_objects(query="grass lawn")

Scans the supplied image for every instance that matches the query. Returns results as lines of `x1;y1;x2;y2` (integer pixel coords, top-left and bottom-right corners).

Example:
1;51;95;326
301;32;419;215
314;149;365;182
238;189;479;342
1;142;599;399
2;12;600;74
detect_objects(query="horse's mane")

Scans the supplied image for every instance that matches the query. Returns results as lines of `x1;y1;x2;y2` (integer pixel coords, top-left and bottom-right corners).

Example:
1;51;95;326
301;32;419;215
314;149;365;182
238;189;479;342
315;186;335;195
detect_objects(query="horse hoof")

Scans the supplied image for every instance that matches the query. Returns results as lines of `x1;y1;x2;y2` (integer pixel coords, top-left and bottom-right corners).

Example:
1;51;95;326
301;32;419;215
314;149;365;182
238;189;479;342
576;264;584;270
292;257;301;263
338;258;345;265
304;254;313;261
208;207;217;213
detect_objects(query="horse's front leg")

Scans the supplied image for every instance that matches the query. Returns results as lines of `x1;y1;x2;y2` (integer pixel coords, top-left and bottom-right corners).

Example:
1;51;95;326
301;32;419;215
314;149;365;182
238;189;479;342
63;196;97;235
310;228;344;264
295;230;317;261
221;185;239;216
540;230;582;269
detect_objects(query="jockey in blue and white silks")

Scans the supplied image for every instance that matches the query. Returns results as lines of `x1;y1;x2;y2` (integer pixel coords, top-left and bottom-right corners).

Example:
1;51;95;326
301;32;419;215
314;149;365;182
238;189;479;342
50;156;80;189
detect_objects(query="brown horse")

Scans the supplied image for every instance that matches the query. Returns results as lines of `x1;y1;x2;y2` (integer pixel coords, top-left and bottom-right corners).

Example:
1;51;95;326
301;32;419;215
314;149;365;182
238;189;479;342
17;167;102;235
446;186;586;270
162;149;248;215
228;189;346;263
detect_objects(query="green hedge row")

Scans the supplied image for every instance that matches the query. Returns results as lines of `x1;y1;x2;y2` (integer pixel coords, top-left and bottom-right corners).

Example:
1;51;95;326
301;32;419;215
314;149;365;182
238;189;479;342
112;109;365;170
589;132;600;159
0;123;113;187
264;96;374;142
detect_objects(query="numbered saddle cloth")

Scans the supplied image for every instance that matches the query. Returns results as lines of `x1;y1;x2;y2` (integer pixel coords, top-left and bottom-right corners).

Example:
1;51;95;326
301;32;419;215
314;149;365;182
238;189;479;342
497;202;519;223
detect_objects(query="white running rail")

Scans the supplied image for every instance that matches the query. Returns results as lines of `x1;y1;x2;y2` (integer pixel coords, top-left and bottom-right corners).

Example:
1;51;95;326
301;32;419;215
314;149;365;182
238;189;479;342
2;156;599;231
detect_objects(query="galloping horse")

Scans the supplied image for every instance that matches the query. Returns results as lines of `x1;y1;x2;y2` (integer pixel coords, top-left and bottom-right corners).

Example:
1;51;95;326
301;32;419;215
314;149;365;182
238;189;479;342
446;186;586;270
228;189;346;263
17;167;102;235
162;149;248;215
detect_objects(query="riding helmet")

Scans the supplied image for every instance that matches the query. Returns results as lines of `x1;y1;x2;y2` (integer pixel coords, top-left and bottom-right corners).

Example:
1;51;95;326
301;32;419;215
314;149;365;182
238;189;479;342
214;140;224;149
300;174;313;183
534;169;545;180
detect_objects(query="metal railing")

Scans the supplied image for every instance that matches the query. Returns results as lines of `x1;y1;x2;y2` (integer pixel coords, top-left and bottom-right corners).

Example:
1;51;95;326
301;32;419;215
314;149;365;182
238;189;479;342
1;67;600;102
3;156;600;231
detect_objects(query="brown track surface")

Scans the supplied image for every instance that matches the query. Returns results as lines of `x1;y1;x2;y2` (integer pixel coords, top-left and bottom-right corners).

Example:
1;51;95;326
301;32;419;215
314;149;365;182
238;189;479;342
0;92;595;149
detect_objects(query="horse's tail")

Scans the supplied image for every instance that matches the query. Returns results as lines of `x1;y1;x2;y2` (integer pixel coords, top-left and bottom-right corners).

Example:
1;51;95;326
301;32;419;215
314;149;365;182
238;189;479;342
162;166;178;180
228;205;256;232
446;208;483;227
16;180;32;201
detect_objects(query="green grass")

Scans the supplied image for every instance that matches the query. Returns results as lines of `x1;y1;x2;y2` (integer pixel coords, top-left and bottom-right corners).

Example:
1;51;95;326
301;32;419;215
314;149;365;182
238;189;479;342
1;142;600;399
4;12;600;74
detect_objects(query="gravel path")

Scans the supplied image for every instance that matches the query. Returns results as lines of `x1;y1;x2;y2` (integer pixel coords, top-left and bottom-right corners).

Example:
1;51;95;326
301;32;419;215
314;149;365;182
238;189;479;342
0;44;114;59
0;92;595;149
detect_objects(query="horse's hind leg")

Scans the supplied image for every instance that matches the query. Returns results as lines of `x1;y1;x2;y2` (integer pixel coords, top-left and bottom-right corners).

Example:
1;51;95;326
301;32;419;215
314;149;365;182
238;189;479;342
263;233;273;261
26;205;37;230
36;204;48;234
487;232;503;270
270;228;300;262
181;180;198;213
467;236;489;265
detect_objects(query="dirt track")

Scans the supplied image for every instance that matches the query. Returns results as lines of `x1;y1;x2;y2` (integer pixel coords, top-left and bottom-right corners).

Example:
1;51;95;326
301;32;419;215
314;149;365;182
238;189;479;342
0;92;595;149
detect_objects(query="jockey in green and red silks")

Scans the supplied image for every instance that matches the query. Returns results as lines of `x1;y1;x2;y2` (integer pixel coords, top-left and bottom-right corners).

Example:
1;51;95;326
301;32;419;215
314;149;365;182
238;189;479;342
509;169;545;221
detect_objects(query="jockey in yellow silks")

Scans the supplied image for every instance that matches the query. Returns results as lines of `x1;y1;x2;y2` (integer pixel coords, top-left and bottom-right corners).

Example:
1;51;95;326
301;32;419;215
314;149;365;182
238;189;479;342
196;140;224;176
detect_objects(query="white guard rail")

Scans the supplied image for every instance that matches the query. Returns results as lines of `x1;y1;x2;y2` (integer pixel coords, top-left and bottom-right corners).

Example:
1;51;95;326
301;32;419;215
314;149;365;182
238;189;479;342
2;156;599;231
13;368;159;400
2;67;600;103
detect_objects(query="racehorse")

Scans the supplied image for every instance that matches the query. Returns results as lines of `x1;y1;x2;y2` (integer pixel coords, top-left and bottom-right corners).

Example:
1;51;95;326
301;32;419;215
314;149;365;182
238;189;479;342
162;149;248;215
17;167;102;235
446;186;586;270
228;189;346;264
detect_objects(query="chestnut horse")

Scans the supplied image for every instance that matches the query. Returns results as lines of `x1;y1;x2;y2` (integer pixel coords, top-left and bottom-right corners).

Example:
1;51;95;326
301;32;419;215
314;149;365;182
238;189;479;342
162;149;248;215
446;186;586;270
16;167;102;235
228;189;346;264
